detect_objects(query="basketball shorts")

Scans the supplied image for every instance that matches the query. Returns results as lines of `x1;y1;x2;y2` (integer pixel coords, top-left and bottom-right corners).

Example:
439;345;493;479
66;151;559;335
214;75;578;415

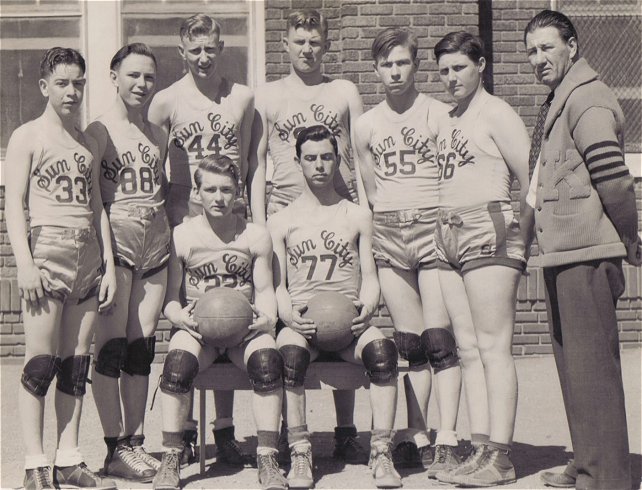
29;226;102;304
166;183;247;227
107;202;170;276
435;201;526;273
373;207;438;271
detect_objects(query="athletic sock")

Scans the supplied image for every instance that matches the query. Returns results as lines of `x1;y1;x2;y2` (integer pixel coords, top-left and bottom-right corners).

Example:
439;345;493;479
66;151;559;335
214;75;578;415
470;433;490;447
25;453;49;470
130;434;145;448
435;429;458;447
54;447;83;467
288;424;311;449
212;417;234;431
371;429;393;446
412;430;431;449
487;440;511;453
162;431;184;451
257;430;279;455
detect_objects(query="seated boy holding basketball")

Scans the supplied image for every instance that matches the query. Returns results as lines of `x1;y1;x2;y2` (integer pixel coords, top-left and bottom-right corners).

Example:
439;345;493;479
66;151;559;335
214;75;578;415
152;155;287;490
267;125;401;489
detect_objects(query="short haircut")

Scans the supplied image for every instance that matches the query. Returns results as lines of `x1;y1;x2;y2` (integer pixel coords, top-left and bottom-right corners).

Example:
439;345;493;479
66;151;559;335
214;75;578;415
179;13;221;42
110;43;157;71
434;31;485;63
524;10;578;45
194;154;239;189
40;47;86;79
295;125;338;159
286;9;328;38
371;27;418;63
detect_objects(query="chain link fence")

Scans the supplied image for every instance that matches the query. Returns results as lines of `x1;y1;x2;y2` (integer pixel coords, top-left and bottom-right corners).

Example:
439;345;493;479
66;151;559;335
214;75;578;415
559;0;641;153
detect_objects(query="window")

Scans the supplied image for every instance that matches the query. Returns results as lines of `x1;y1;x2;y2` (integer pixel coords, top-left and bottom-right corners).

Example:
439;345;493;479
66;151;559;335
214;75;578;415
559;0;641;154
0;1;83;157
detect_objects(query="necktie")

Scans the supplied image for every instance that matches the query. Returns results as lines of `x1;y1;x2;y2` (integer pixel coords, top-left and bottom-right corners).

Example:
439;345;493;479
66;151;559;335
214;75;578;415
528;93;553;180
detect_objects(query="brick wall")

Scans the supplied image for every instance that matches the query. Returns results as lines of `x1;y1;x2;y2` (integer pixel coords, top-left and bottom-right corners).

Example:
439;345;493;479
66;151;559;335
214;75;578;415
1;0;640;362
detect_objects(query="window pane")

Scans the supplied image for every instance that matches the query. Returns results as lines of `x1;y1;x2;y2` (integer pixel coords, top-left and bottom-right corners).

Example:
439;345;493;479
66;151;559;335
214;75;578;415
560;1;641;152
0;17;81;152
0;0;80;15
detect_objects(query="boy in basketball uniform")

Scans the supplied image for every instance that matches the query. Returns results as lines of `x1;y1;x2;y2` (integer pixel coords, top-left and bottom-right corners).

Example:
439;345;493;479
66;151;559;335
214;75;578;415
152;155;286;490
148;13;254;465
5;47;117;490
268;125;401;489
354;28;463;474
252;8;367;464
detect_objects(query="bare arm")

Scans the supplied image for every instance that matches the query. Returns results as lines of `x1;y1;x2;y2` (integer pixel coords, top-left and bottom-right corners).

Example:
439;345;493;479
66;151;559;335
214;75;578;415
344;81;366;205
4;125;47;306
86;134;116;312
163;232;200;337
239;91;254;208
488;103;532;251
248;224;277;336
147;90;172;171
354;116;377;210
352;207;380;335
248;88;269;224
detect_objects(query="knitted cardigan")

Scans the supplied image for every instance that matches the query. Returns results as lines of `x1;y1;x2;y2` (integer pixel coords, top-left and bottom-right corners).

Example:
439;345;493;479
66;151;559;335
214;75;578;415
533;58;638;267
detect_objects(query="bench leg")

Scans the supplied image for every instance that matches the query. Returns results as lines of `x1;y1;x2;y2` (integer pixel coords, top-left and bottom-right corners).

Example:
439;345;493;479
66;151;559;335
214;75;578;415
199;389;206;476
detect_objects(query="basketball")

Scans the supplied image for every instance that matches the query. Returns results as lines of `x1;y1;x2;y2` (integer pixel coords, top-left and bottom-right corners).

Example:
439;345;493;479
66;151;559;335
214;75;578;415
304;291;357;352
193;288;253;347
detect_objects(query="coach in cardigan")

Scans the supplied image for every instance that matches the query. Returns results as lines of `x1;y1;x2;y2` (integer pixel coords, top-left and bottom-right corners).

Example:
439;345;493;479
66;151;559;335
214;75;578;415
522;9;640;490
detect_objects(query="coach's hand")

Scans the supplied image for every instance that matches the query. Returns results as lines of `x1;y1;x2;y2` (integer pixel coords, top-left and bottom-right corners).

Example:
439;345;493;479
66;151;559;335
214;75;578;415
246;305;276;341
98;265;117;313
351;300;374;337
169;302;203;341
18;261;50;307
288;305;316;339
625;234;642;266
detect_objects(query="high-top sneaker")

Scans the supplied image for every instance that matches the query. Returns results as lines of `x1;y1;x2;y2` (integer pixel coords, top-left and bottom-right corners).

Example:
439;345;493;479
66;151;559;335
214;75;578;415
257;451;288;490
450;446;516;487
369;443;402;489
23;467;54;490
104;443;156;482
132;444;161;471
287;445;314;488
426;444;461;478
180;429;198;467
436;443;488;484
152;450;181;490
213;426;253;467
332;426;368;465
53;462;117;489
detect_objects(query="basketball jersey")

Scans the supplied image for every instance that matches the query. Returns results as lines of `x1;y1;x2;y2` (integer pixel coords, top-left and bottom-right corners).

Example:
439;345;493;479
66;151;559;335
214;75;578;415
284;200;359;308
29;120;94;228
167;78;245;191
362;94;444;212
99;121;163;207
436;90;512;209
174;214;253;303
266;79;355;210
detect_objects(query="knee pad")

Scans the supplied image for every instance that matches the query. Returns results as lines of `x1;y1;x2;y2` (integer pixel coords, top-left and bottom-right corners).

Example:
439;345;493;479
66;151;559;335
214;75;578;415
393;331;429;367
122;336;156;376
246;348;283;393
421;328;459;373
279;345;310;388
94;337;128;378
362;338;398;384
159;349;199;394
57;355;91;396
21;355;61;397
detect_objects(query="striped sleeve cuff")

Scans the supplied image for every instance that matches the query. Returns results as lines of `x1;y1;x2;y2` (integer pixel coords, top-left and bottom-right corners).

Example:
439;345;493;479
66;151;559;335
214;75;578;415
584;140;629;184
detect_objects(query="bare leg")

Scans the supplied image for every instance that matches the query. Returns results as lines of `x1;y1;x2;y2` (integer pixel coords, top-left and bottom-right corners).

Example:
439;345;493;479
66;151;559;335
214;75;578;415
20;298;63;457
55;297;99;450
121;267;167;437
439;268;489;438
463;265;520;445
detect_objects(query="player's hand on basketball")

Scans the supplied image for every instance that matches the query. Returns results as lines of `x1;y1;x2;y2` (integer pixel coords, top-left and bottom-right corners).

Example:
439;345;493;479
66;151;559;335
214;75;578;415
18;262;50;307
289;305;316;338
169;302;203;341
98;265;117;313
246;305;276;341
351;300;374;337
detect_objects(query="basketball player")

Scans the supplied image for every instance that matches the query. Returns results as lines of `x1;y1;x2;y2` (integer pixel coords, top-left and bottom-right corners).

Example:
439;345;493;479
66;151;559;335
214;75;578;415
432;32;531;487
5;47;117;489
152;155;286;490
252;8;367;464
147;13;254;466
85;43;168;482
354;28;463;475
269;125;401;489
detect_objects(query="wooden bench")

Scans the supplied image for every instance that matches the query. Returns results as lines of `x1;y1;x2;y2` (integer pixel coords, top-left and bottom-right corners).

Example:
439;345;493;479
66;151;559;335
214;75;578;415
193;359;408;475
